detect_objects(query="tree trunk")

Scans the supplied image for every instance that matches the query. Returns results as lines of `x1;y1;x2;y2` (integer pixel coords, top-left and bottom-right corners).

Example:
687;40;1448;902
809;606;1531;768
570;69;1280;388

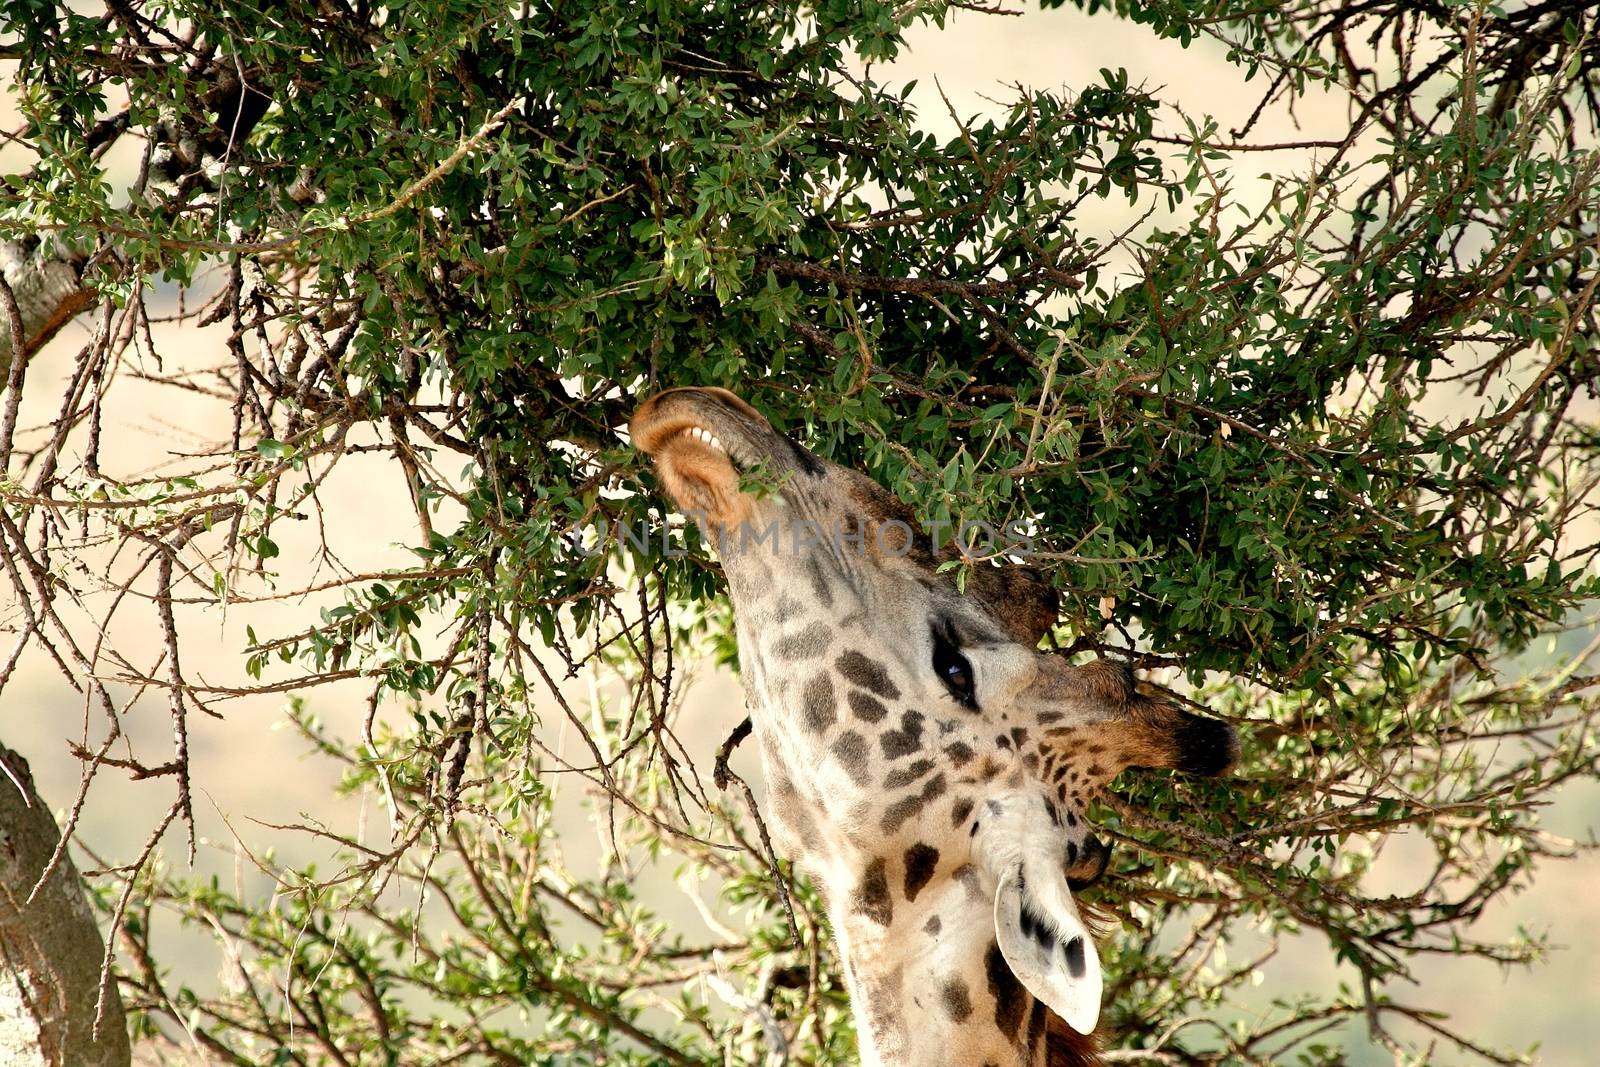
0;743;130;1067
0;239;95;378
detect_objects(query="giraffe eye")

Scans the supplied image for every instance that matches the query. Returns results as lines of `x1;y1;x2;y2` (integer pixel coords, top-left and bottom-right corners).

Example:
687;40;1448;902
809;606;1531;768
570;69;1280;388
931;621;976;709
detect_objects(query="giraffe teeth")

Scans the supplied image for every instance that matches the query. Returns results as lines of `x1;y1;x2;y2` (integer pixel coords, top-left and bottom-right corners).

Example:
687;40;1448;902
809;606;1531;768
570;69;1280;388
682;426;726;454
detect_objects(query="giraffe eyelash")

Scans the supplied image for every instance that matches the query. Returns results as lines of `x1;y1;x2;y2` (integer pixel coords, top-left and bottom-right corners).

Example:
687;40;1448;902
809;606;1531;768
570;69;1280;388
931;618;977;710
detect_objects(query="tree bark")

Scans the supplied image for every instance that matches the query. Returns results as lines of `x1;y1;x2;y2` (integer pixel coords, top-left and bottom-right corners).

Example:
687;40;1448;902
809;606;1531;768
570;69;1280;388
0;239;96;379
0;743;130;1067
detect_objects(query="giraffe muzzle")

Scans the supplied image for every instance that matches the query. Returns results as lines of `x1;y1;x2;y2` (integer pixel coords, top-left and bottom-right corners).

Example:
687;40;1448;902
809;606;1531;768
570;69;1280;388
1168;710;1240;777
631;387;827;525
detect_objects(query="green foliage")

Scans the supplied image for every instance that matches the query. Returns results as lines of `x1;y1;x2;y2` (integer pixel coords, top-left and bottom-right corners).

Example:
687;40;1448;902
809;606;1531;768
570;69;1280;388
2;0;1598;1063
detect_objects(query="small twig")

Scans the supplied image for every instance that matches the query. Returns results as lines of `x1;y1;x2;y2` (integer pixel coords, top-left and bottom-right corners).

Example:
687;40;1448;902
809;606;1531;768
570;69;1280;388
713;716;753;792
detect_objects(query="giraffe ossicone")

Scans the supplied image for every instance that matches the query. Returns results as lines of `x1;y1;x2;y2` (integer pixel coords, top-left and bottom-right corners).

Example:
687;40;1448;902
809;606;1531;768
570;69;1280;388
631;386;1240;1067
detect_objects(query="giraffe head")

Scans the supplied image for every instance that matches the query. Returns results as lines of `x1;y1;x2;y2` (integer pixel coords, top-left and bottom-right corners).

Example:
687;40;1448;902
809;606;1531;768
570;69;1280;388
631;386;1239;1066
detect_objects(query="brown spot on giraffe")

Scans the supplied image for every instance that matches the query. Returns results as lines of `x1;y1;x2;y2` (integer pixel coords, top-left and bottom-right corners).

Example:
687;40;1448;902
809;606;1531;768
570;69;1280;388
950;796;975;828
941;976;973;1023
774;621;833;660
885;758;936;789
804;555;835;608
1027;998;1049;1056
881;709;926;759
855;856;893;927
838;650;901;699
985;940;1028;1037
903;843;939;902
849;690;889;723
831;730;872;785
880;772;947;835
772;595;805;624
801;673;836;733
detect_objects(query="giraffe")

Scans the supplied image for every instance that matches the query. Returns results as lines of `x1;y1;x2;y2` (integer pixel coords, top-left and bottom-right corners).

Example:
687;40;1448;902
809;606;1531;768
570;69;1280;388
629;386;1239;1067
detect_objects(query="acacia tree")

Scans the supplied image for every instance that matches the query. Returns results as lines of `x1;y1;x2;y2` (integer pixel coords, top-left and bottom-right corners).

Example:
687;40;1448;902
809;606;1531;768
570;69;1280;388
1;0;1597;1063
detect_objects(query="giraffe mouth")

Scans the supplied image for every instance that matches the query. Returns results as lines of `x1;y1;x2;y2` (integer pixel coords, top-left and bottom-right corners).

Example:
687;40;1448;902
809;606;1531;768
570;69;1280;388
630;388;774;526
633;409;747;476
658;423;734;465
675;425;728;454
631;387;830;528
630;387;767;460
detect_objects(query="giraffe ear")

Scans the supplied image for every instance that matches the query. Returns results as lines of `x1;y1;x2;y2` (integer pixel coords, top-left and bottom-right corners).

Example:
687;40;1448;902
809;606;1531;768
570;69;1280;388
993;864;1103;1035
